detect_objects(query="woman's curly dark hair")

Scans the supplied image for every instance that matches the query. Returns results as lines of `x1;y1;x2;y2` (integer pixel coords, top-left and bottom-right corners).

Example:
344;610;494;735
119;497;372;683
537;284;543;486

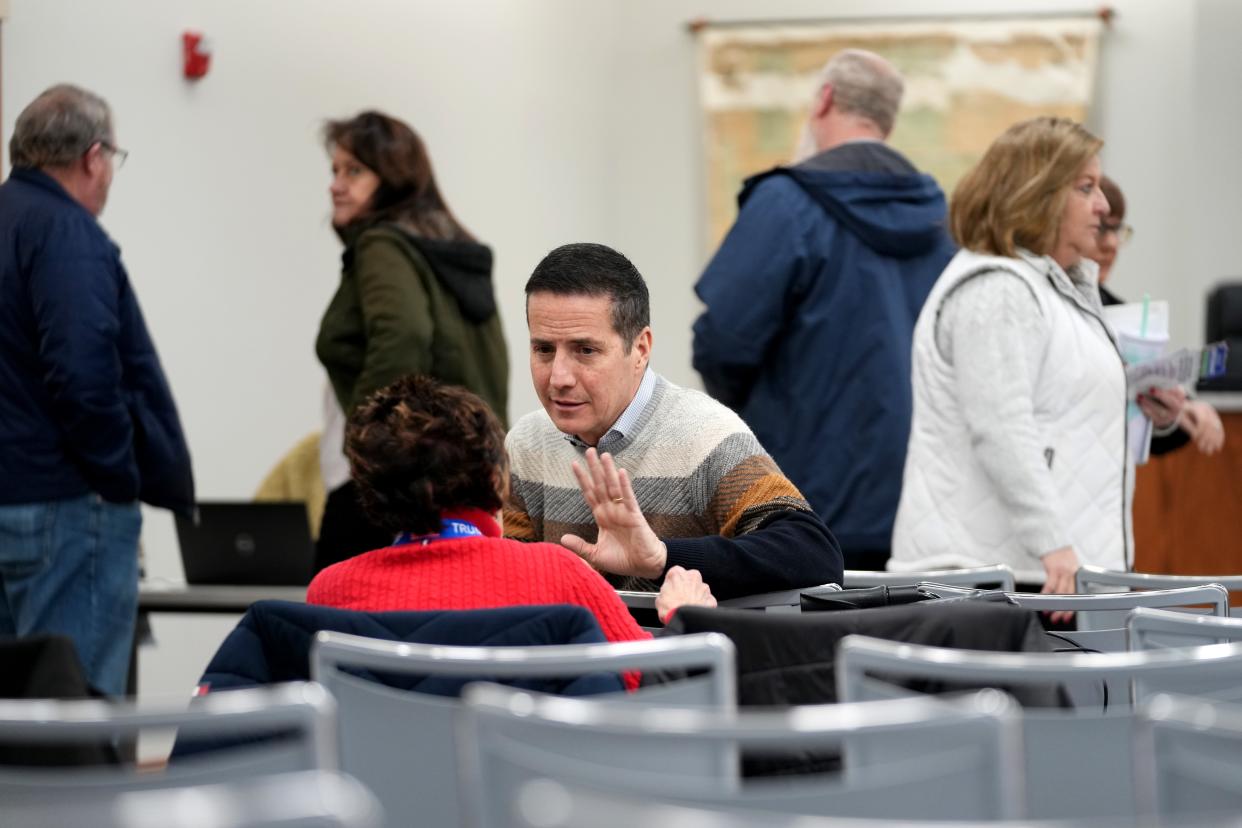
346;375;507;535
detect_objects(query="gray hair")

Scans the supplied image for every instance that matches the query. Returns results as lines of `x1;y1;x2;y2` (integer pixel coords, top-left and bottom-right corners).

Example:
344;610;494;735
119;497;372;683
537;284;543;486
820;49;904;135
10;84;113;169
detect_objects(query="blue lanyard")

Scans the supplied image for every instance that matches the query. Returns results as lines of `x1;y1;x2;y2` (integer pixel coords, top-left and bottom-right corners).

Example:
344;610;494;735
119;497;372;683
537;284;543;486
393;517;485;547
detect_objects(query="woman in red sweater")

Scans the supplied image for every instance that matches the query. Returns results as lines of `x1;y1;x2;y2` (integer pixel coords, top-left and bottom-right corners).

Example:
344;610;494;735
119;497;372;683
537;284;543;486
306;375;714;653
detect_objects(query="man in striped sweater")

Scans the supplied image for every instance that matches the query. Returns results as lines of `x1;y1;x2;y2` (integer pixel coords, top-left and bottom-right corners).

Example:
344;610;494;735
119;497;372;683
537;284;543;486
504;243;842;598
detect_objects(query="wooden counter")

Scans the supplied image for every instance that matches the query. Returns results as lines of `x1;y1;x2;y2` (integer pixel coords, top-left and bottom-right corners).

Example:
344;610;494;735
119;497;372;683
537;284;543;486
1132;393;1242;576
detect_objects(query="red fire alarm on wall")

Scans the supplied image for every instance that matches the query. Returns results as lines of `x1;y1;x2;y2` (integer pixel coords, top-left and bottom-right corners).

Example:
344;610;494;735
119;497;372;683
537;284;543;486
183;31;211;80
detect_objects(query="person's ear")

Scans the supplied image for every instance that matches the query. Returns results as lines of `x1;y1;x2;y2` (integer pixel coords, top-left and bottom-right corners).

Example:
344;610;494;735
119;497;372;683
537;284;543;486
814;83;834;119
82;142;106;177
632;327;653;369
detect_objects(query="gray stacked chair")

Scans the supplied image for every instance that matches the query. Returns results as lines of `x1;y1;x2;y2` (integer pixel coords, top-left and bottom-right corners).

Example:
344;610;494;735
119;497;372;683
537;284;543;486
1136;694;1242;818
0;683;335;806
837;634;1242;819
310;631;735;828
476;774;1242;828
845;564;1016;591
1076;565;1242;616
6;769;382;828
1128;606;1242;651
1004;585;1229;652
457;682;1024;825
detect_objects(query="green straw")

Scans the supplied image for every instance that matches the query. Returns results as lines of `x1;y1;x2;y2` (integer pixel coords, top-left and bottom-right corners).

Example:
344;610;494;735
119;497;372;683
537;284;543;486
1140;293;1150;337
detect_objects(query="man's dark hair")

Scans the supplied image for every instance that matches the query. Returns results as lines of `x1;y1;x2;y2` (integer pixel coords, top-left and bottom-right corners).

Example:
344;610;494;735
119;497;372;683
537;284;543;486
346;375;507;535
524;243;650;351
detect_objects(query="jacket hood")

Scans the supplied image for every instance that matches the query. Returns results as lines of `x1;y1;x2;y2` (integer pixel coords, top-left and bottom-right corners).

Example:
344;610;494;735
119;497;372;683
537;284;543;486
394;229;498;323
741;167;951;258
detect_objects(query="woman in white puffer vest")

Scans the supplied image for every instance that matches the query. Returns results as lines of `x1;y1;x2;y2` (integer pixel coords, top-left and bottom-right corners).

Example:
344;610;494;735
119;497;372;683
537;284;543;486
890;117;1183;604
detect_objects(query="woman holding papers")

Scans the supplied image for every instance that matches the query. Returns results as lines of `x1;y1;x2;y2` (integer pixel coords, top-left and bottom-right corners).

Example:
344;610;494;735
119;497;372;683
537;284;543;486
890;118;1183;610
1093;175;1225;456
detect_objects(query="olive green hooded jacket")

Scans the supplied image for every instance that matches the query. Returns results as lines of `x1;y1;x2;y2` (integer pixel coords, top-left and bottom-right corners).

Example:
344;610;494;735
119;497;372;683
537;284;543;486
316;224;509;424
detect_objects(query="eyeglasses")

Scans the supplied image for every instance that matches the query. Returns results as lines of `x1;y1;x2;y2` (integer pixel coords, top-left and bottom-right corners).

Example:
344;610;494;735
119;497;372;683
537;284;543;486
99;141;129;169
1098;221;1133;244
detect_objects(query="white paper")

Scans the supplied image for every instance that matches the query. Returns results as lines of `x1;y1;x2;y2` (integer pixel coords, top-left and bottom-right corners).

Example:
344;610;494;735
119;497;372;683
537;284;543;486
1102;301;1170;466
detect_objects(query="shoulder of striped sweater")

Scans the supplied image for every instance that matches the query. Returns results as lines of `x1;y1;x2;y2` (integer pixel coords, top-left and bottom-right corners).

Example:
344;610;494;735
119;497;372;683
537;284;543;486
653;379;762;448
506;408;575;473
507;407;557;443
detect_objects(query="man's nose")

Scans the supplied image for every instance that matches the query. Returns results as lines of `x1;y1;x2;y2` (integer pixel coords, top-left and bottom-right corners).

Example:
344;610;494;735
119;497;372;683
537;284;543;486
549;351;575;387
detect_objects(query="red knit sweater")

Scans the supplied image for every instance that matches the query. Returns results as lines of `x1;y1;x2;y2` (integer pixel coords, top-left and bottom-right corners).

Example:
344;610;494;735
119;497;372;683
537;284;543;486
306;509;650;688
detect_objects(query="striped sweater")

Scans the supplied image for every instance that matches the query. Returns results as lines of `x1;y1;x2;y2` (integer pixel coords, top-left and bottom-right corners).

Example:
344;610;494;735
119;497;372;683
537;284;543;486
504;375;842;596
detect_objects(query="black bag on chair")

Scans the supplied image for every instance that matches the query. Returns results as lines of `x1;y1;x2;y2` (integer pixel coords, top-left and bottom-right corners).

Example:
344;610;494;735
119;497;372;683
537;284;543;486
799;584;936;612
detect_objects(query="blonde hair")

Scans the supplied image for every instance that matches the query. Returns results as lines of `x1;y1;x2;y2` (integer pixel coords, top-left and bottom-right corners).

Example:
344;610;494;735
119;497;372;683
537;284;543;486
950;117;1103;258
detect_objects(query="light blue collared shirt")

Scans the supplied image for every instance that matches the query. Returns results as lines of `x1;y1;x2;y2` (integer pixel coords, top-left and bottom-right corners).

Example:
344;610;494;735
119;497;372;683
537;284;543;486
563;367;656;452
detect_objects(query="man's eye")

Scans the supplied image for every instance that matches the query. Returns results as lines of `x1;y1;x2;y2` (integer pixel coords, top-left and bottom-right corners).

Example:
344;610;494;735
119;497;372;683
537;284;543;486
579;347;597;355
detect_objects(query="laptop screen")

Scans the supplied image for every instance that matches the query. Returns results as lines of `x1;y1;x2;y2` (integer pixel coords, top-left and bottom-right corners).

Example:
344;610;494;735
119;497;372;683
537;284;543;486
176;502;315;586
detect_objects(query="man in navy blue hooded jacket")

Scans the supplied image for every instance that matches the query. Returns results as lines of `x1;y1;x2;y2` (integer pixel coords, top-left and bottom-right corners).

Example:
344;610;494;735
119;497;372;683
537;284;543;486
0;85;194;695
693;50;955;572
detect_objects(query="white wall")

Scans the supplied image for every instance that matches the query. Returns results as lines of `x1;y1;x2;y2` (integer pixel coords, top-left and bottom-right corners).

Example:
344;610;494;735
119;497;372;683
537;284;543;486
2;0;623;706
4;0;1240;705
607;0;1237;361
1190;0;1242;332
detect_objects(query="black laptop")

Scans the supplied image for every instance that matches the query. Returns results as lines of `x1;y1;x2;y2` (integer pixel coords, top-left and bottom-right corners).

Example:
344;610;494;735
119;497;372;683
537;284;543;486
175;502;315;586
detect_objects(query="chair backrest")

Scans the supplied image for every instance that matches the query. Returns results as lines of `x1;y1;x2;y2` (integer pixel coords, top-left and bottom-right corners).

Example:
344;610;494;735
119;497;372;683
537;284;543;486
1077;566;1242;619
475;776;1144;828
837;634;1242;819
616;590;661;631
845;565;1016;592
6;769;382;828
0;683;335;806
1005;585;1229;651
458;682;1024;824
1128;606;1242;650
1136;694;1242;818
1077;564;1242;595
310;631;735;828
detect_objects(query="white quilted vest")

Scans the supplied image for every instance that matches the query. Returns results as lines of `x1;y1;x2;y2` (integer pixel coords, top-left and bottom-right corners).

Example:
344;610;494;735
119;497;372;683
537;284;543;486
890;249;1131;583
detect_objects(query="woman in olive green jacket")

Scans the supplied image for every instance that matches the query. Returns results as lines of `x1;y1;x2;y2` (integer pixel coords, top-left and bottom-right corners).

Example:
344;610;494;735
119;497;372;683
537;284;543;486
314;111;508;573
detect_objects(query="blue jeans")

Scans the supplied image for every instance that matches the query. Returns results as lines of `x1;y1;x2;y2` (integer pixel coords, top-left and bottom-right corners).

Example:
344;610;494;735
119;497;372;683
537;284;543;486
0;494;142;696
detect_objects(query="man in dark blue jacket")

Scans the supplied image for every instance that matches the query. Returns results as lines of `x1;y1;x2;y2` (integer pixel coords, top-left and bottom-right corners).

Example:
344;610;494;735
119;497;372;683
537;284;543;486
0;85;194;695
693;50;955;572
